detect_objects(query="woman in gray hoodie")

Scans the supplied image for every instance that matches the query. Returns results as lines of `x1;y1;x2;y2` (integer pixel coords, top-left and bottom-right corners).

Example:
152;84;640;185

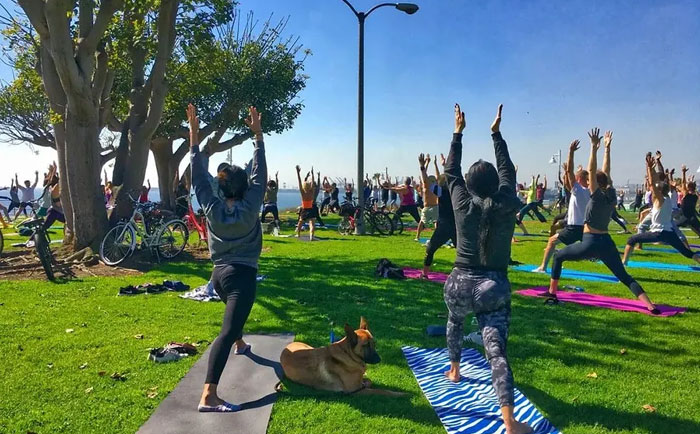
188;104;266;412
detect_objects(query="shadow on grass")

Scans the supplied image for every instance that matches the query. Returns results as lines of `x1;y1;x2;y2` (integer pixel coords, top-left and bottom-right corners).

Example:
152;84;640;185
522;385;700;433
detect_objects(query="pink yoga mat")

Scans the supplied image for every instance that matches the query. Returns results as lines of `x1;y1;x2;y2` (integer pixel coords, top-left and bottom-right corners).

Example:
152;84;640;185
517;287;686;317
403;267;448;283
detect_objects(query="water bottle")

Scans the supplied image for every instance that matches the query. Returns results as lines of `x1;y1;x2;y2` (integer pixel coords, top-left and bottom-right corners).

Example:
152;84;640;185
563;285;585;292
330;330;336;343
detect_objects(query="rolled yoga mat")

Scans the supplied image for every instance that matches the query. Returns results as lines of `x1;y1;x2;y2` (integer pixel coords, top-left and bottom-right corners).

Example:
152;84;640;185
516;287;686;317
403;346;560;434
511;264;619;283
403;267;448;284
137;333;294;434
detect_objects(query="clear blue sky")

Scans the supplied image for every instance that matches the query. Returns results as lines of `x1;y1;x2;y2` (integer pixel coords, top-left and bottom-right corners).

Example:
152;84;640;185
1;0;699;188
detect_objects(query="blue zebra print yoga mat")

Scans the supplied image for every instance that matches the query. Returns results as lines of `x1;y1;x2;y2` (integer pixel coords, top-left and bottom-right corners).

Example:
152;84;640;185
402;347;560;434
512;264;619;282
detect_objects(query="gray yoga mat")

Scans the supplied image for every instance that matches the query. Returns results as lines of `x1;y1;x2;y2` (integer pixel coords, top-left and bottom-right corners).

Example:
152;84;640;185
138;333;294;434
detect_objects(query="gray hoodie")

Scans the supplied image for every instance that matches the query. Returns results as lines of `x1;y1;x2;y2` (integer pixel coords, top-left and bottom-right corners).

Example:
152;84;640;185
190;141;267;269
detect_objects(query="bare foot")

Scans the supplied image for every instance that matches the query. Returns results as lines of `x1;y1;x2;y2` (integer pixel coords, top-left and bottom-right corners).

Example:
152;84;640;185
444;369;461;383
508;419;533;434
200;393;226;408
532;266;546;273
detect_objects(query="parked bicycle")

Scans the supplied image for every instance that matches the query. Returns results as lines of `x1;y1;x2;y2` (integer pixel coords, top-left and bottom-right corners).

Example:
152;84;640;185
99;193;189;266
16;211;55;281
181;194;207;245
337;200;393;236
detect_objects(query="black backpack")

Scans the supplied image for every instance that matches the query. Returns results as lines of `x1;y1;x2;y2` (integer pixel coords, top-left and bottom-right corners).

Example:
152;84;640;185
375;258;406;280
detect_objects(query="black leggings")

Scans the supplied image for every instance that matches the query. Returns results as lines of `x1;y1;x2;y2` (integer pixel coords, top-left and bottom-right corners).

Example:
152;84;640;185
396;204;420;223
517;202;546;223
611;210;627;232
261;203;279;223
320;197;331;214
550;211;567;236
312;204;324;226
552;233;644;297
423;220;456;266
627;230;696;258
678;215;700;233
206;264;257;385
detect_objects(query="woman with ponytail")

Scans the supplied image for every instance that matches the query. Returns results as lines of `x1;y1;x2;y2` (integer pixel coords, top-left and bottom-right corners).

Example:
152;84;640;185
443;104;530;434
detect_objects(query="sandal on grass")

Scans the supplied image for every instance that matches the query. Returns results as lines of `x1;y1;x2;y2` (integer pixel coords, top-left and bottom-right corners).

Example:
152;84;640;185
197;401;241;413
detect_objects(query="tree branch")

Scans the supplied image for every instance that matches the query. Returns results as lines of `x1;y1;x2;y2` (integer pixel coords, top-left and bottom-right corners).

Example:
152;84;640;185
78;0;94;39
203;131;252;157
44;0;84;96
17;0;49;39
140;0;179;136
81;0;123;53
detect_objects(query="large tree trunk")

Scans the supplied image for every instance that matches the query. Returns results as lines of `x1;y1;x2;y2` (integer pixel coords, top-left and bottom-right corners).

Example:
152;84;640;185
53;123;74;245
110;128;152;222
152;137;175;209
63;110;108;250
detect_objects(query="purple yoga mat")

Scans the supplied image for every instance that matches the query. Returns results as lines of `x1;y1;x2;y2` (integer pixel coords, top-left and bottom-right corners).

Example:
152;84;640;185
517;287;686;317
403;267;448;283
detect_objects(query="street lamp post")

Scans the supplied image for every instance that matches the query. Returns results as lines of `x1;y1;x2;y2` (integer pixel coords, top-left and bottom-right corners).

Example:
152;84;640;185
549;149;562;212
340;1;419;234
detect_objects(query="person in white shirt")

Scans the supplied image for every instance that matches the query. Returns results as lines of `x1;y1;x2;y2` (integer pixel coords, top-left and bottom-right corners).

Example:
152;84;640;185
15;171;39;218
534;140;590;272
622;152;699;265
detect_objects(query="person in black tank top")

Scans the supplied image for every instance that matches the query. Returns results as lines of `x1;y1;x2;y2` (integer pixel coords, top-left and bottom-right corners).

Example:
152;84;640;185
546;129;659;314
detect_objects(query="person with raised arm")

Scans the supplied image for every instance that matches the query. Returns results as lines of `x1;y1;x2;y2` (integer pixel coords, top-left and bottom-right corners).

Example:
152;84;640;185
534;140;590;272
678;165;700;237
515;173;547;226
16;170;39;218
415;153;440;241
545;130;659;314
294;165;318;240
443;104;531;434
421;152;456;278
261;171;280;229
189;103;266;412
312;169;326;227
622;154;700;265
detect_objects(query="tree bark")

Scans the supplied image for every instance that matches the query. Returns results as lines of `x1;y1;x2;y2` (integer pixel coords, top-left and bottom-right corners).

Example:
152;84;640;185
53;122;74;245
151;137;175;209
63;109;108;250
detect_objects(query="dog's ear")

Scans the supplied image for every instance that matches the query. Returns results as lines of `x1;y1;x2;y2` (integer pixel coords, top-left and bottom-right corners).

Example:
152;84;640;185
344;323;358;346
359;316;368;330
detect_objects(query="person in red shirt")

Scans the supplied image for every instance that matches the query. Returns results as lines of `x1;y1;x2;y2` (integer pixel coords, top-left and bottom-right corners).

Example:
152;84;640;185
138;180;151;203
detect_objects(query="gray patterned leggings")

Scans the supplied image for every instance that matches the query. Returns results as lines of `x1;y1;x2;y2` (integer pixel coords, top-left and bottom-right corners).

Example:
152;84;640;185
444;268;514;407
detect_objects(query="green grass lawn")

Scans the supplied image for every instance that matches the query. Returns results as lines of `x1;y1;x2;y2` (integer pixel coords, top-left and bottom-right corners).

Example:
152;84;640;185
1;211;700;433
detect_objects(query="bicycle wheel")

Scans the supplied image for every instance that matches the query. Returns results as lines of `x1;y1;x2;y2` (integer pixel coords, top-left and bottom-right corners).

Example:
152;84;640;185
35;232;54;281
372;212;393;235
389;213;404;235
100;224;136;266
338;216;352;235
156;219;189;259
363;210;375;235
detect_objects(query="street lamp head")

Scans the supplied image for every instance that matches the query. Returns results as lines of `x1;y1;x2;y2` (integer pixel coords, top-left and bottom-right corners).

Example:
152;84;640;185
549;155;557;164
396;3;419;14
